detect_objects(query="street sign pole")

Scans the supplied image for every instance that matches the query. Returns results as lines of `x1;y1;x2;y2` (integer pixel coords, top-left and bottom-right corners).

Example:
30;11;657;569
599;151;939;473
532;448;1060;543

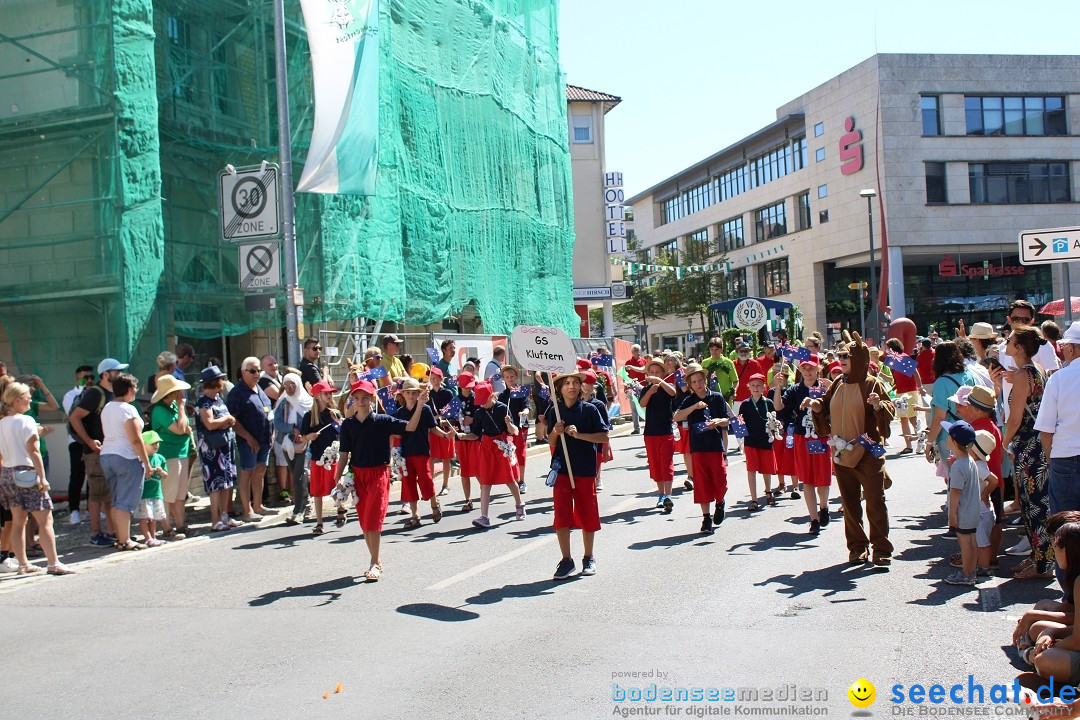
1065;263;1074;325
274;0;301;367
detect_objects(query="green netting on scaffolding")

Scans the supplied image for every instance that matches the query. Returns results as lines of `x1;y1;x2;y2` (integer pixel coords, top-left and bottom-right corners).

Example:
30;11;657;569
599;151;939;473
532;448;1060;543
0;0;576;388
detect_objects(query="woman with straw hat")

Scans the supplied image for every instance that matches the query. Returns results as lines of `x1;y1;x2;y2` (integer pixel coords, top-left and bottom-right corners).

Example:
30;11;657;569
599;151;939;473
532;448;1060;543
149;373;192;539
395;377;451;529
639;358;678;513
673;364;731;533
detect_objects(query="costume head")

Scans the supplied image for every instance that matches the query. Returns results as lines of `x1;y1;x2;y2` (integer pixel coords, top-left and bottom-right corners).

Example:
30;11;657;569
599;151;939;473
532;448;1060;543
841;331;871;385
887;317;917;355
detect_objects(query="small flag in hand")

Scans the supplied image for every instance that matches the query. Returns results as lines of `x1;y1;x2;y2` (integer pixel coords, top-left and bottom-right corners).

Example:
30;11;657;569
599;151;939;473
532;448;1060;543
883;352;917;377
781;346;811;363
425;348;439;364
440;395;463;419
808;386;825;399
509;385;530;399
358;366;388;381
538;384;550;401
728;416;748;438
377;386;398;414
591;353;615;368
806;439;830;454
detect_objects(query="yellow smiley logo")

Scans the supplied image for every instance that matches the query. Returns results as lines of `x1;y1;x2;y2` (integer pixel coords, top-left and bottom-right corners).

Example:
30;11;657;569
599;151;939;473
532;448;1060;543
847;678;876;709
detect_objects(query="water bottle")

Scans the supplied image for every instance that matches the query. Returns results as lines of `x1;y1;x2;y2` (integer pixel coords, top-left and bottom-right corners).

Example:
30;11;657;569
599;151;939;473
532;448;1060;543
786;424;795;449
518;410;529;429
672;423;681;442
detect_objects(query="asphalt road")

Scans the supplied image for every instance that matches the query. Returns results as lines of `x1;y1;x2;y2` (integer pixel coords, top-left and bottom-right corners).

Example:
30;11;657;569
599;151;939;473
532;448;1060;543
0;429;1050;719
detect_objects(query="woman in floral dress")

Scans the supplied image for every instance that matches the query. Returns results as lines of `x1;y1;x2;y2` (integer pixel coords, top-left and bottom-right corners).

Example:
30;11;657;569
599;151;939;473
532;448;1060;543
997;327;1052;579
195;365;239;532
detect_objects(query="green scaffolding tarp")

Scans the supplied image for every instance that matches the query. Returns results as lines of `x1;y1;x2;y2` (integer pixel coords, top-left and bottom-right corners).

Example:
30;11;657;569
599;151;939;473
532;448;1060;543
0;0;576;387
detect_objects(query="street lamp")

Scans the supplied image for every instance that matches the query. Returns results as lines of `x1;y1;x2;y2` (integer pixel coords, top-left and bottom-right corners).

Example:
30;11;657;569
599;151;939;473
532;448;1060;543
859;188;878;340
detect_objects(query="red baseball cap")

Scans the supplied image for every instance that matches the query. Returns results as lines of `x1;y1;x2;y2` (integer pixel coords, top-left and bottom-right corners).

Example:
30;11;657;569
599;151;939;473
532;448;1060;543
747;373;767;383
310;380;338;395
576;358;592;370
799;353;821;367
350;379;376;396
473;381;494;406
457;372;476;389
827;361;842;375
581;370;598;385
428;367;444;378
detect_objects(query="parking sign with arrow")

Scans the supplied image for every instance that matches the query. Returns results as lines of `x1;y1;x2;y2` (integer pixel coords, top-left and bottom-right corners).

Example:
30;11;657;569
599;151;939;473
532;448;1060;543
1019;226;1080;266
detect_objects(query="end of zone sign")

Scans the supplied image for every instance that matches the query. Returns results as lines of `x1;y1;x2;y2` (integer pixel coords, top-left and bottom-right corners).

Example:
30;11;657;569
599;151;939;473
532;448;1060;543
219;163;281;241
1019;225;1080;265
239;242;281;291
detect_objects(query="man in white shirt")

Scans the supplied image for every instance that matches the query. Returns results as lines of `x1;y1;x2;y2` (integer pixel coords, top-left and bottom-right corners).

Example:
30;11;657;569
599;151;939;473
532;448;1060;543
62;365;95;525
1035;322;1080;515
999;300;1060;422
486;346;506;394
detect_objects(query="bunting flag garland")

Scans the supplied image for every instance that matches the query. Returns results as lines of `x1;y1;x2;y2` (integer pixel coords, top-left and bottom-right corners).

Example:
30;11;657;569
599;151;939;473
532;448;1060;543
611;243;787;280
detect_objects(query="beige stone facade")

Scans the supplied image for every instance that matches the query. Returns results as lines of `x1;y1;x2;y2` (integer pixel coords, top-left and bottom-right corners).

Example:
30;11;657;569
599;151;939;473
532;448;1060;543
627;54;1080;352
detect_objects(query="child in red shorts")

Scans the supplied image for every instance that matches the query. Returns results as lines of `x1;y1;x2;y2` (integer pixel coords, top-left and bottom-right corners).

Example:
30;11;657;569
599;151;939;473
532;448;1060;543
544;372;609;580
334;379;426;582
454;372;478;511
580;371;612;491
738;374;776;511
426;368;456;496
460;381;525;528
395;377;453;529
673;364;731;533
639;359;677;513
497;365;530;494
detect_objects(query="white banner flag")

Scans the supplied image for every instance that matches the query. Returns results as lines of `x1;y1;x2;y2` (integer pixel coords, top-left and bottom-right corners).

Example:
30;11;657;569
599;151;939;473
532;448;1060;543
297;0;379;195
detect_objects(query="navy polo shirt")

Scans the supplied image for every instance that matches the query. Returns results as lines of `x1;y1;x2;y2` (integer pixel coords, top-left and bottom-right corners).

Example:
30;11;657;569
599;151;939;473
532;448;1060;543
677;391;729;454
429;388;455;416
299;408;341;461
339;413;409;468
225;382;273;446
473;402;511;437
394;404;437;457
589;397;611;452
642;385;675;436
738;396;774;450
458;392;476;432
779;382;821;436
543;399;607;478
497;387;529;419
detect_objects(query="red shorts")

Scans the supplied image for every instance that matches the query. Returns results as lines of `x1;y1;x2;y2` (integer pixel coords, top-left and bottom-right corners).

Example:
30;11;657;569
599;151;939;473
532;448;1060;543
552;474;600;532
309;460;337;498
352;465;390;532
429;432;454;460
773;439;795;477
744;446;777;475
456;438;480;478
793;435;832;487
513;431;527;473
402;455;435;502
644;434;675;485
479;434;517;486
675;426;690;455
691;451;728;505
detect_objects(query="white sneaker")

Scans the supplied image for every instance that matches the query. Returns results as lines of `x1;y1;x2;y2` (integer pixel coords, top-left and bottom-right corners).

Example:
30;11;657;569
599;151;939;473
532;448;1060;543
0;557;19;573
1006;538;1032;556
68;510;81;525
595;479;604;491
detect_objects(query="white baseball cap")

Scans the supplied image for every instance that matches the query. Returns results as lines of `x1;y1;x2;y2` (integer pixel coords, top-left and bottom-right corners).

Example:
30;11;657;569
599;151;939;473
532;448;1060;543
1060;323;1080;346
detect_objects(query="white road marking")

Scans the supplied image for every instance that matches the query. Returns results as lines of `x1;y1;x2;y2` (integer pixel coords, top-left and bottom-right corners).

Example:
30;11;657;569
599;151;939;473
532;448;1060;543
426;494;645;591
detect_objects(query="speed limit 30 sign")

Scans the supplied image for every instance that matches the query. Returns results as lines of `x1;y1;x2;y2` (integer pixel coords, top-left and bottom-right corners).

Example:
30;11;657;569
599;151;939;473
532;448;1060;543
218;163;281;242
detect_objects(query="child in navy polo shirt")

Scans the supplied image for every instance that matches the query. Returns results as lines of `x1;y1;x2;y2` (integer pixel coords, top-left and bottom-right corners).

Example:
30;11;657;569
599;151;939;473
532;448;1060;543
461;381;525;528
497;365;530;494
580;371;612;491
395;377;453;529
426;367;456;497
640;358;677;513
739;374;777;511
334;379;425;582
544;372;609;580
673;364;730;533
454;372;479;512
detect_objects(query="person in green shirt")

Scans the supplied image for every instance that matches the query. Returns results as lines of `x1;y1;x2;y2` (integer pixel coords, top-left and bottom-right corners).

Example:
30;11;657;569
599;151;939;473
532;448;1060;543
149;375;192;538
135;430;168;546
700;339;738;402
20;375;59;472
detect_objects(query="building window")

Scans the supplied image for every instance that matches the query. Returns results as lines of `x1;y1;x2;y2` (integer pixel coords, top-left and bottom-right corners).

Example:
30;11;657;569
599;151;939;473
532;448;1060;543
758;258;790;297
965;96;1066;136
925;162;947;204
969;162;1070;204
655;239;678;263
572;114;593;143
714;164;748;204
797;192;811;231
686;228;709;258
817;184;827;199
719;267;747;300
921;95;941;136
718;217;744;253
754;201;787;243
749;142;802;188
815;147;826;162
792;136;807;170
818;210;829;223
814;122;825;137
660;196;683;225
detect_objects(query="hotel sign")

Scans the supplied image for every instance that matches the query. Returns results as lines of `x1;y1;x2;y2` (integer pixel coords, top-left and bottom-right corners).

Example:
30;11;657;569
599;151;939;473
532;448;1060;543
604;171;627;255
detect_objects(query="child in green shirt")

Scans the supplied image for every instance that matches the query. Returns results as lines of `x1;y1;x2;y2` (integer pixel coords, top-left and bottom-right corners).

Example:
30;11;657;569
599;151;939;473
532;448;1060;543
136;431;169;546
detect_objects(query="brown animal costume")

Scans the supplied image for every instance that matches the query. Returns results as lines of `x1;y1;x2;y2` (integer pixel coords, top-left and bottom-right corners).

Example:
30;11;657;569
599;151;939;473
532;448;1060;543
811;332;896;564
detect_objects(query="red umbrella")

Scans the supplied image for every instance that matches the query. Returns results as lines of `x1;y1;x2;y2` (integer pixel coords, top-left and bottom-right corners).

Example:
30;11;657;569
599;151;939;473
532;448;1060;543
1039;297;1080;316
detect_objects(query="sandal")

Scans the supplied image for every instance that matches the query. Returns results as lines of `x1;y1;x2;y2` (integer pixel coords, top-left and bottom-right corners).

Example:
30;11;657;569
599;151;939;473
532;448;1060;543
437;487;449;497
211;521;228;532
17;564;42;575
335;508;347;528
461;501;474;512
1014;564;1054;579
312;524;324;536
47;563;75;576
363;563;382;582
767;494;777;507
747;500;761;512
114;541;146;551
431;500;443;524
403;516;422;530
